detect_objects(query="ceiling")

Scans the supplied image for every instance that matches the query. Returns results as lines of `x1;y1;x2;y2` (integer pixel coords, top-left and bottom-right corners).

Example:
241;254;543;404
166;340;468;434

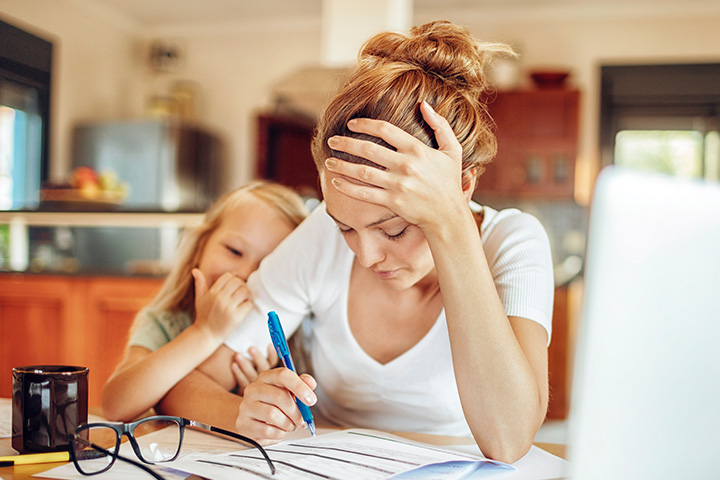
87;0;719;29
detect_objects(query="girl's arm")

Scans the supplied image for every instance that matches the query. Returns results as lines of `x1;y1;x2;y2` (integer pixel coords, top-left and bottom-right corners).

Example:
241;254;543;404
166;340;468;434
102;324;235;421
156;345;245;431
324;102;550;463
102;269;254;421
156;343;317;440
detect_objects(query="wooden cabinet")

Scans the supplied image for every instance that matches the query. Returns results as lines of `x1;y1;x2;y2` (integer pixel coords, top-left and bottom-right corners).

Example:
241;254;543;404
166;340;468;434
547;286;569;419
256;113;319;198
476;89;580;199
0;274;162;406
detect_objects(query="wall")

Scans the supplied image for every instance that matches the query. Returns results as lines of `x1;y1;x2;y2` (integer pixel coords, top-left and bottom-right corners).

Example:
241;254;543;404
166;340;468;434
417;2;720;203
143;18;321;189
2;1;720;196
0;1;323;193
0;0;145;182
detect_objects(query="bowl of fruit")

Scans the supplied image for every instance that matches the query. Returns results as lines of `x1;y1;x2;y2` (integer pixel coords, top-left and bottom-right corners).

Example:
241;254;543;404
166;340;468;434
40;167;130;211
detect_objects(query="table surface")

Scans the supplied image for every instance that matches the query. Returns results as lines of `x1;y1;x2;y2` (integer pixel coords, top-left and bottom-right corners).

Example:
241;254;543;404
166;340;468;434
1;404;567;480
0;437;566;480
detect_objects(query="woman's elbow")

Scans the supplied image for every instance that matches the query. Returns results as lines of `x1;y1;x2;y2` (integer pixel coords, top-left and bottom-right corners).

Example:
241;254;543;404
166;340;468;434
480;432;535;464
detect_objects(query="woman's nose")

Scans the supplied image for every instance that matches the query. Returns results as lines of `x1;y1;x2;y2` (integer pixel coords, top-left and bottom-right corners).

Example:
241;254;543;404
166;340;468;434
355;237;384;268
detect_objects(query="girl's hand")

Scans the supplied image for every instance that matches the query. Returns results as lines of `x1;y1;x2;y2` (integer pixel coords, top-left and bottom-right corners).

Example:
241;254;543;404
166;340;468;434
235;368;317;444
324;101;469;232
231;345;280;396
192;269;253;344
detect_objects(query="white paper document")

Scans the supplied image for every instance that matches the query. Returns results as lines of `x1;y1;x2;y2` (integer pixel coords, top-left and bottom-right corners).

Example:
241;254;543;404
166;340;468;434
0;398;12;438
173;429;514;480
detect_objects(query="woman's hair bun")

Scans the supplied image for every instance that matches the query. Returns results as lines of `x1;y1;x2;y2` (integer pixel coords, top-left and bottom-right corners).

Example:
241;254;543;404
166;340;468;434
359;21;514;94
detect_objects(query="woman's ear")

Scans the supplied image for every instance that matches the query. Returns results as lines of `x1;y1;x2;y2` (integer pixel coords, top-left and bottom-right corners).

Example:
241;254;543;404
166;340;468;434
461;167;478;202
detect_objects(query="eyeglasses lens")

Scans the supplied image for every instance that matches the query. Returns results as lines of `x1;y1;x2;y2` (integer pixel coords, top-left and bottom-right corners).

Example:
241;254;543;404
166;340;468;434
73;425;118;475
134;418;182;463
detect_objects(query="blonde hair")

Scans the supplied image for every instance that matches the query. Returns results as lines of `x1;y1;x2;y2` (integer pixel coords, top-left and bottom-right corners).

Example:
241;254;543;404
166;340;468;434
141;181;307;320
312;21;515;180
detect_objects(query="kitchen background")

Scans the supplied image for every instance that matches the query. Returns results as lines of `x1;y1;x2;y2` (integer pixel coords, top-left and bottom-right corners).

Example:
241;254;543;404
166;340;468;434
1;0;719;438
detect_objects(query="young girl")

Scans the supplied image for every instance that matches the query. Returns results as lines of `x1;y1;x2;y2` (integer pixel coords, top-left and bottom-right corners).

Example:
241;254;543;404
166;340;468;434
102;181;307;421
159;21;553;463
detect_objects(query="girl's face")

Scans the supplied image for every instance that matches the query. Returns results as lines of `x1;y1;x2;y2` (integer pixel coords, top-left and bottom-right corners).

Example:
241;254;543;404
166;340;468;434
197;195;295;286
321;173;436;291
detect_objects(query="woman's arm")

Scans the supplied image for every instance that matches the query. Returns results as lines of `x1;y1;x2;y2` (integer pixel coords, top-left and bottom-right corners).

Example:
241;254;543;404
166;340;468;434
324;102;550;462
424;206;549;462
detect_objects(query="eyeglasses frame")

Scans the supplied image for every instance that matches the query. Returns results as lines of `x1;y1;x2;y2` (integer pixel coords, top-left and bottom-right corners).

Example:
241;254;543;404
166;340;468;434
69;415;275;476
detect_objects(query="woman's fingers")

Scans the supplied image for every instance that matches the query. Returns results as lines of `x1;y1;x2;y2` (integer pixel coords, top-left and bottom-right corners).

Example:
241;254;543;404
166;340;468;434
420;100;462;161
238;369;317;438
328;174;389;206
345;117;420;153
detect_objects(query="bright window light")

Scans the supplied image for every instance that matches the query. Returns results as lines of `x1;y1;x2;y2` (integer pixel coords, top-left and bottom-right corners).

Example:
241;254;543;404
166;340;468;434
615;130;704;179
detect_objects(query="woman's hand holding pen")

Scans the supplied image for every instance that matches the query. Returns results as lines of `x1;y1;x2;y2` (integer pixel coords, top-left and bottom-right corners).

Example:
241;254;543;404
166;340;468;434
324;101;470;234
191;268;253;344
236;368;317;444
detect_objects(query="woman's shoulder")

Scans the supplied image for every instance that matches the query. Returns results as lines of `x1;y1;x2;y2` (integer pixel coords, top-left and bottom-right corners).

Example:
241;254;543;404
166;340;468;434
474;202;547;239
253;201;353;286
294;201;343;240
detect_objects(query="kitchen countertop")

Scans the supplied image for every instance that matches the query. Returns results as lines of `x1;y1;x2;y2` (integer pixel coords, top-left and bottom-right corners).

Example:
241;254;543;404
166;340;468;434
0;210;204;228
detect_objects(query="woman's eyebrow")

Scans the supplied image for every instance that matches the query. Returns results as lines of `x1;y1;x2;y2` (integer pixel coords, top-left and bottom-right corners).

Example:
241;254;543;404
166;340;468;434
326;210;399;228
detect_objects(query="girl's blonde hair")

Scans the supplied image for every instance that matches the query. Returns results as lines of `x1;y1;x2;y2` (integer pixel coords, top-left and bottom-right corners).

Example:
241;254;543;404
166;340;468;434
142;180;307;318
312;21;515;180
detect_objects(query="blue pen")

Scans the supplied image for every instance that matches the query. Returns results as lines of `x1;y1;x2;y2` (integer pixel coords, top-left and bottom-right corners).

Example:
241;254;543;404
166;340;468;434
267;311;316;436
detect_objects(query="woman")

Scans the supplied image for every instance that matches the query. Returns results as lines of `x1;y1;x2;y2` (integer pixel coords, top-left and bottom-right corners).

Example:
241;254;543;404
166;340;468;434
159;21;553;463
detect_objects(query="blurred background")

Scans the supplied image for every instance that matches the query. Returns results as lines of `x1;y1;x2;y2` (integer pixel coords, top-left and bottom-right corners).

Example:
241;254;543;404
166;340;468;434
0;0;718;434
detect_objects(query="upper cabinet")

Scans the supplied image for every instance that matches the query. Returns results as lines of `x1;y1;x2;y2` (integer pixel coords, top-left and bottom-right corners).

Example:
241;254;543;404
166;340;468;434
476;89;580;199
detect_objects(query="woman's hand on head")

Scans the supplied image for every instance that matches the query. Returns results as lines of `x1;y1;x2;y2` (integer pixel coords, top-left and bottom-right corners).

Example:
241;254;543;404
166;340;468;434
235;368;317;444
231;345;280;396
324;101;469;231
192;268;253;344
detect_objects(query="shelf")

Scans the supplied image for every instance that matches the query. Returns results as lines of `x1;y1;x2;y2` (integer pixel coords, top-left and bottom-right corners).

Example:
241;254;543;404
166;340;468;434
0;211;204;228
0;211;204;274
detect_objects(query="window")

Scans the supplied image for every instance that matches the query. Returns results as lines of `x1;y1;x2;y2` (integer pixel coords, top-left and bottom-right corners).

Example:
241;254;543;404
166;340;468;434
0;19;53;209
600;64;720;181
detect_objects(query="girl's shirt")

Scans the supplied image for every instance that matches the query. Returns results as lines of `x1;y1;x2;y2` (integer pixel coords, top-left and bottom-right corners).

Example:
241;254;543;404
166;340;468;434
128;309;193;351
225;202;554;436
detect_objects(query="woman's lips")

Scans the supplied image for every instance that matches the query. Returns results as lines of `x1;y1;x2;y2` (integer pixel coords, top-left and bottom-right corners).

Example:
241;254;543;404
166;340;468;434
373;269;398;279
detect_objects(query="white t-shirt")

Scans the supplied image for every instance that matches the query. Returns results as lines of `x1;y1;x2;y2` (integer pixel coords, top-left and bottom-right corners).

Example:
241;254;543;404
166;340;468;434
225;202;554;436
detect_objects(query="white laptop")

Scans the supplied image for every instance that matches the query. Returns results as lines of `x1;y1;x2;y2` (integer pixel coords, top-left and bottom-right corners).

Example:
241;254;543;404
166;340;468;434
567;166;720;479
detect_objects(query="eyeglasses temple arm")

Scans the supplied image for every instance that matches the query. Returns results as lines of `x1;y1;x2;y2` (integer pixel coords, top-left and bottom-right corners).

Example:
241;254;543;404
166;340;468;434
187;420;276;475
73;437;167;480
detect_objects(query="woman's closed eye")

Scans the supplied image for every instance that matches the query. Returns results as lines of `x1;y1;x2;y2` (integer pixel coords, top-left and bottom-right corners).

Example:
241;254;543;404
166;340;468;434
385;227;408;241
335;223;407;240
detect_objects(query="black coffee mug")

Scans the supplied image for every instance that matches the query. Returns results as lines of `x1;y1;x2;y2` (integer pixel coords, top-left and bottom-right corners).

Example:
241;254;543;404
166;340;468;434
12;365;89;453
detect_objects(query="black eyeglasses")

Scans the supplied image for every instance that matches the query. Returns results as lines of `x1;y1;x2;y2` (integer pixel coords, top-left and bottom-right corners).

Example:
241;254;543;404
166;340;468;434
70;415;275;477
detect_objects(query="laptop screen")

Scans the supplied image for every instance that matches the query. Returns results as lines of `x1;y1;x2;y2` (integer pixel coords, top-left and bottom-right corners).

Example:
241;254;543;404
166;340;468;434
567;166;720;479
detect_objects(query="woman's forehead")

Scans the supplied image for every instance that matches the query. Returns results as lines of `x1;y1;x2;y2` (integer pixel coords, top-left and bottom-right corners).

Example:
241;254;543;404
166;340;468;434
321;173;400;228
